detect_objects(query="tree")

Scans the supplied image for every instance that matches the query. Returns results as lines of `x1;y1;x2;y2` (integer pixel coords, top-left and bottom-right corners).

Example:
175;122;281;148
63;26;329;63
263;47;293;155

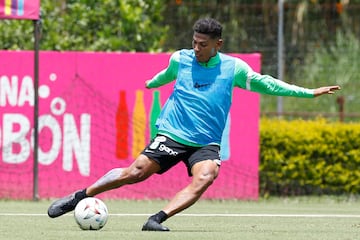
0;0;168;52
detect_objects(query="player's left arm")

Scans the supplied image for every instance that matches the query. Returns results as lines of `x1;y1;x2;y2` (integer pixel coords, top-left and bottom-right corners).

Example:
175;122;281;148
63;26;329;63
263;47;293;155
248;72;341;97
233;59;340;98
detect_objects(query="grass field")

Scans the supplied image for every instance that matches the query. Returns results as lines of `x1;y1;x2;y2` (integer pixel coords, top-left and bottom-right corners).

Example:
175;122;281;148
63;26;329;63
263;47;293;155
1;197;359;240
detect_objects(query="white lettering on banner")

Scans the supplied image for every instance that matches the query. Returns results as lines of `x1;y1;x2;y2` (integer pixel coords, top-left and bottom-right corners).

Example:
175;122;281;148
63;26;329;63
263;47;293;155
0;75;34;106
0;74;92;176
1;75;18;106
1;113;92;176
36;115;62;166
63;114;91;176
2;114;31;164
18;76;34;106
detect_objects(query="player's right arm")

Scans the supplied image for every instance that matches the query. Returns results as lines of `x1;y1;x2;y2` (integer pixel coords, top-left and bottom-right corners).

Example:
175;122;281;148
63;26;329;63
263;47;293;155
145;51;180;89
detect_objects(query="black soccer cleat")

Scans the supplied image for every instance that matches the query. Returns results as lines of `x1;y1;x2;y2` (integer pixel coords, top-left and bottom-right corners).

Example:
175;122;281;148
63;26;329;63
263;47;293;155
141;219;170;231
47;190;83;218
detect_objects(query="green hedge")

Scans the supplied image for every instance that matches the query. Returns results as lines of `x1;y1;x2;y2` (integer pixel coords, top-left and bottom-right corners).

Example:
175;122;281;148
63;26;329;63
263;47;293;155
260;118;360;196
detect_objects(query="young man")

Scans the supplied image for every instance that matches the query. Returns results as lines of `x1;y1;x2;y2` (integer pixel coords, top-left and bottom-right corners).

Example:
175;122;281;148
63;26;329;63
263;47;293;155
47;18;340;231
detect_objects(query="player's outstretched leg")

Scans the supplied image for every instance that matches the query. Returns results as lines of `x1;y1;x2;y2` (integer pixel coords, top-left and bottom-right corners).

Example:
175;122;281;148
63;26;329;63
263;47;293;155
47;189;88;218
142;211;169;231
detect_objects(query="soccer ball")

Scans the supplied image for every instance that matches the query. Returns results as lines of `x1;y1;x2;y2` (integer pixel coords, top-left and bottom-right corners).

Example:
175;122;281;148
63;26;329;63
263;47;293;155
74;197;108;230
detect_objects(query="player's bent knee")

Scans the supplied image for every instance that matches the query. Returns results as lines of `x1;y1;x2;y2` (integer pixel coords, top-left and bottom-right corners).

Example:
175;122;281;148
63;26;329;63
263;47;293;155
123;155;159;184
192;172;216;193
125;167;147;183
125;162;158;184
201;173;216;186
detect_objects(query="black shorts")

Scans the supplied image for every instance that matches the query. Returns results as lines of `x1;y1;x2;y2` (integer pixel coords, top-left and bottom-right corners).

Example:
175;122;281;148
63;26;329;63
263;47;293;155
141;135;221;176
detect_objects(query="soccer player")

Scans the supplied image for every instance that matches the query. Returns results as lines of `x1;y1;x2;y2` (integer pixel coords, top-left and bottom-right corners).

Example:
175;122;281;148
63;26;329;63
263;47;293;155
47;18;341;231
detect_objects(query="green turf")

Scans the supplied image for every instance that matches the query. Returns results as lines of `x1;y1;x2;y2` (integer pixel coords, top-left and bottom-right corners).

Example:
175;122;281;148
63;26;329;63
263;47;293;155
1;197;359;240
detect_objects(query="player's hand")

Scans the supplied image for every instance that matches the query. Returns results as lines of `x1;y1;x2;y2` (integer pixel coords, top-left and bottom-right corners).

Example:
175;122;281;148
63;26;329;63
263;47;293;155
313;86;341;97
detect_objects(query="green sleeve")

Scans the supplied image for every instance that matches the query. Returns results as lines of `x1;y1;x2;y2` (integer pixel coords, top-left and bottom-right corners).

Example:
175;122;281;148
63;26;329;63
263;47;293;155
146;51;180;88
233;58;314;98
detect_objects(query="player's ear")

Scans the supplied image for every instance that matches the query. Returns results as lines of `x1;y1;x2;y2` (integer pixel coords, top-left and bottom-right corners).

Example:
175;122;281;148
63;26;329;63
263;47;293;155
216;38;223;50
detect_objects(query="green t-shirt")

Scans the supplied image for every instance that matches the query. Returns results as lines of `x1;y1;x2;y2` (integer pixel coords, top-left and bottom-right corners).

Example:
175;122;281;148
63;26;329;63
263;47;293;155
147;51;314;98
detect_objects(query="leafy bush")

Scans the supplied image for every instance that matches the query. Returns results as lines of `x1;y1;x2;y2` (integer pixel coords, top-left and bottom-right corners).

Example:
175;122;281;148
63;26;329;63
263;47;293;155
0;0;168;52
260;118;360;196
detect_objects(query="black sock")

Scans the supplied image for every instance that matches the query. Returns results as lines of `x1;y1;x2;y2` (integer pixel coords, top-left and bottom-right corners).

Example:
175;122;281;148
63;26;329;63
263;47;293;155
149;210;168;223
74;188;88;200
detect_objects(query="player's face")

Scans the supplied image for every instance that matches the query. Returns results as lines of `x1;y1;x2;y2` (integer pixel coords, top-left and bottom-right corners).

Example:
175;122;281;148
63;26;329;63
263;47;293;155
192;32;223;63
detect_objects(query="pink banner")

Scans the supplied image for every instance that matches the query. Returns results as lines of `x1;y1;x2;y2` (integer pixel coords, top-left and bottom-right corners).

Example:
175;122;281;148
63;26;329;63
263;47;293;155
0;0;39;20
0;50;260;200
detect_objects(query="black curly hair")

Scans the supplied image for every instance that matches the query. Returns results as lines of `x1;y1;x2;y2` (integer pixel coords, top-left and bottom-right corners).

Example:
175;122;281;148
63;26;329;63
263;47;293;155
192;18;222;39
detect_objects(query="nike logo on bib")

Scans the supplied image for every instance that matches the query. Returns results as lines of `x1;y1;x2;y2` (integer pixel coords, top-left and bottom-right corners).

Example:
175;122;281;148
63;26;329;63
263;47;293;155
194;82;211;89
